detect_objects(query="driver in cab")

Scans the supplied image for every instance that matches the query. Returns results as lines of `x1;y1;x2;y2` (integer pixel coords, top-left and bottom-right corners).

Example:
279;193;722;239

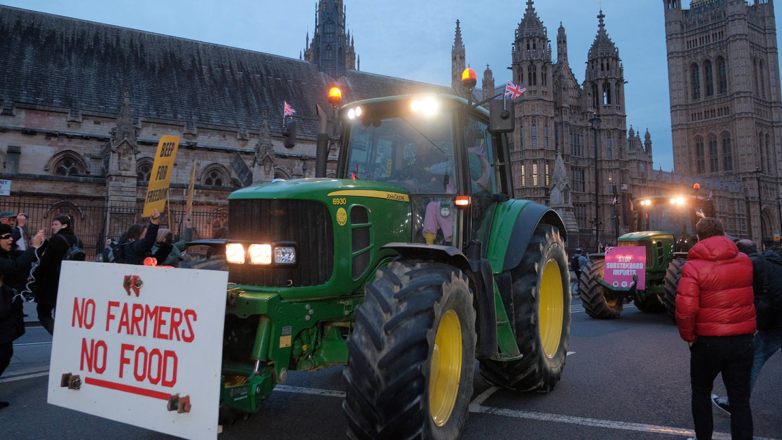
401;137;453;192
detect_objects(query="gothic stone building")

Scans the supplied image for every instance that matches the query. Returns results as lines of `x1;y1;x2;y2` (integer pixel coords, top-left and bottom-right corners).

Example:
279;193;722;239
664;0;782;244
0;2;448;256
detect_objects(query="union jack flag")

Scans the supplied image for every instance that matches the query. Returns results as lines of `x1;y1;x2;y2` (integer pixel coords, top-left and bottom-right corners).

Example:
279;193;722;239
284;101;296;117
505;80;526;100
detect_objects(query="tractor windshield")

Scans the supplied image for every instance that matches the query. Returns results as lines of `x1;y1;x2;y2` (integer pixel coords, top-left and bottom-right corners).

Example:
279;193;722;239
642;203;697;241
345;112;455;194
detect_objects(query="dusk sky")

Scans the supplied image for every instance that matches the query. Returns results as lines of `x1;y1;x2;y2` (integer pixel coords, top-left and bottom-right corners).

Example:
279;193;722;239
3;0;781;171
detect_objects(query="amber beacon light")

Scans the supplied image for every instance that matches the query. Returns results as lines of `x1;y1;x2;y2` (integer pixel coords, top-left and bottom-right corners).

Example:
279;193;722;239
328;87;342;106
461;68;477;89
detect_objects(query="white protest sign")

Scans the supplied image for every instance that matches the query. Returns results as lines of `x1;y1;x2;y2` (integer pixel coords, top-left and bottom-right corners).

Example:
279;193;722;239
0;179;11;196
48;262;228;440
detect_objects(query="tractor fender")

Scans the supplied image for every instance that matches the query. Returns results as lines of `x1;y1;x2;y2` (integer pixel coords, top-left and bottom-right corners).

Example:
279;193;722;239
492;201;568;273
380;242;497;359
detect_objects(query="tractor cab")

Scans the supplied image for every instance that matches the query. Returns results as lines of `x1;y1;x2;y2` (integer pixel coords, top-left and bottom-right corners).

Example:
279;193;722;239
630;194;707;254
335;94;514;251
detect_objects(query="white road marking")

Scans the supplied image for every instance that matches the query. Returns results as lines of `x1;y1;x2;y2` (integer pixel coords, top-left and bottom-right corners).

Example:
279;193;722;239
0;371;49;383
469;386;498;407
273;384;779;440
13;341;53;347
567;351;575;356
275;384;346;398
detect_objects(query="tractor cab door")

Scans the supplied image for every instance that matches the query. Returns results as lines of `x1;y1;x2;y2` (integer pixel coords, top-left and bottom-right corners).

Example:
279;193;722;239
463;113;502;254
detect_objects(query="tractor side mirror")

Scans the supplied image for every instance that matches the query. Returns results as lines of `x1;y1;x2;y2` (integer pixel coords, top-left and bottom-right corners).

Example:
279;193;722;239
488;100;515;134
283;119;297;149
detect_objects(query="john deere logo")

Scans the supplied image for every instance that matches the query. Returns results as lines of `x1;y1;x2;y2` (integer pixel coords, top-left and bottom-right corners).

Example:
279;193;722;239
336;208;347;226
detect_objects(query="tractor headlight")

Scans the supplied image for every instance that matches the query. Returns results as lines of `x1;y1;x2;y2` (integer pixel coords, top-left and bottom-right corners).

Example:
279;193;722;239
274;246;296;264
249;244;272;265
226;243;246;264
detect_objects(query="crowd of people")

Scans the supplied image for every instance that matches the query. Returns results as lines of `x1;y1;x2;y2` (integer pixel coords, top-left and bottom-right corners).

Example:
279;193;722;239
0;208;226;410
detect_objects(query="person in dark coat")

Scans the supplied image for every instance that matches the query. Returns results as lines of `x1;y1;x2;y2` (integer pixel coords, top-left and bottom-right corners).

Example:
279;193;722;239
120;209;161;265
712;240;782;415
676;218;755;440
32;214;82;335
1;223;44;410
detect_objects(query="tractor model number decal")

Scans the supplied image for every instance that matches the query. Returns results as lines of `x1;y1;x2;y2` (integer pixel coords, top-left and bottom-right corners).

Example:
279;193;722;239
327;190;410;203
336;208;348;226
332;197;347;205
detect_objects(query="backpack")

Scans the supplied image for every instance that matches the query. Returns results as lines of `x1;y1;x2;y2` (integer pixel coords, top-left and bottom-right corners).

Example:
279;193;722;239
571;254;581;273
110;242;129;264
57;235;86;262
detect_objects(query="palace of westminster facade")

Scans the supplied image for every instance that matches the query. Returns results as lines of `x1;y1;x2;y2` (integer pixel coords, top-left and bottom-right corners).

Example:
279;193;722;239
0;0;780;252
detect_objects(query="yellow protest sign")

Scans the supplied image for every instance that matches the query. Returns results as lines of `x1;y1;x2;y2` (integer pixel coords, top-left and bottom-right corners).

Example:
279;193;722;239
143;136;180;217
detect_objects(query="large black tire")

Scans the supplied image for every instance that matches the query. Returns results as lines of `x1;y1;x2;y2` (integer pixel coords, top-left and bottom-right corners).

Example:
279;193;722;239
478;225;571;392
343;261;476;440
664;258;686;322
578;259;623;319
633;293;666;313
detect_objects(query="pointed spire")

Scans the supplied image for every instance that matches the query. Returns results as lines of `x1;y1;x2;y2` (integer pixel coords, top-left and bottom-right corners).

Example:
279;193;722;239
518;0;545;37
598;9;605;32
256;108;274;160
454;19;464;50
299;51;302;60
588;8;617;60
111;88;137;149
357;55;360;71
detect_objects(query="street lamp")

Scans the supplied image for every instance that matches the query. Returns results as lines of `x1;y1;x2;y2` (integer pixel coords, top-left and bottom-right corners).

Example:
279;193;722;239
590;111;601;252
756;167;763;244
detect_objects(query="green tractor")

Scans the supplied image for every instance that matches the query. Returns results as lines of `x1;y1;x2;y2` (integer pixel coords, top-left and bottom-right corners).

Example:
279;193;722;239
578;193;712;320
217;84;571;438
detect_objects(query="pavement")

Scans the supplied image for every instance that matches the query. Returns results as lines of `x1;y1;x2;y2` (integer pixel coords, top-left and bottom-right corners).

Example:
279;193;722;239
4;302;52;377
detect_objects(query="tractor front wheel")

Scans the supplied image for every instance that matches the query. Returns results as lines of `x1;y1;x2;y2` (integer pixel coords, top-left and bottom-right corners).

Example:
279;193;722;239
579;259;623;319
633;293;666;313
343;261;476;440
479;224;571;392
664;258;686;322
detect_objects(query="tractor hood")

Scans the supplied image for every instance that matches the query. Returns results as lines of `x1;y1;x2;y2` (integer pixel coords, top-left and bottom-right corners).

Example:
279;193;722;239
229;178;411;203
619;231;673;241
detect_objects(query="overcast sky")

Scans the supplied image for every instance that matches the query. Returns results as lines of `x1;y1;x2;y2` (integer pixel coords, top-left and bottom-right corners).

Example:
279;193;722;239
3;0;781;171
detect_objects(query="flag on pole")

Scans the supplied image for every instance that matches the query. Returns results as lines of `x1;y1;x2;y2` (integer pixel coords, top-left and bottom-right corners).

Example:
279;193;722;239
184;159;197;220
505;80;526;100
284;101;296;117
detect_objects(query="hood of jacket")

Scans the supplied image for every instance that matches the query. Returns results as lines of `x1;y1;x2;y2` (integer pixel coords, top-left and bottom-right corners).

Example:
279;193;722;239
687;235;738;262
762;249;782;265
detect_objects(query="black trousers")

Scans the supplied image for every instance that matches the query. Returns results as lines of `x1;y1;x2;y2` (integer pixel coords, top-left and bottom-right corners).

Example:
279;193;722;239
37;303;55;335
690;334;754;440
0;341;12;377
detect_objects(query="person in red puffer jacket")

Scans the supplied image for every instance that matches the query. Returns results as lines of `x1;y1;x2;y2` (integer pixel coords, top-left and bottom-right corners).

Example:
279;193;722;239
676;217;755;440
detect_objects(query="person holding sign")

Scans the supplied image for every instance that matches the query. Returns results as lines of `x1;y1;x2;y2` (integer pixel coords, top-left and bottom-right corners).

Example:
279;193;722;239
119;209;161;265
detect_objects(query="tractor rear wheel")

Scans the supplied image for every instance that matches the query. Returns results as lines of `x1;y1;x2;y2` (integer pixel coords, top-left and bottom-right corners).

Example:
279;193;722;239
343;261;476;440
664;258;686;322
633;293;666;313
479;224;570;392
578;259;623;319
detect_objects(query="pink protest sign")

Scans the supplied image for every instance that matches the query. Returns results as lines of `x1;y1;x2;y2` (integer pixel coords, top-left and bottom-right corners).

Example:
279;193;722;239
603;246;647;290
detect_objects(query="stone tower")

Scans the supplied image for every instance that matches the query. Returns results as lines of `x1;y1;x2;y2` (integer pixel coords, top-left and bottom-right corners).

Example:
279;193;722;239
663;0;782;243
303;0;357;77
451;20;467;97
482;65;494;104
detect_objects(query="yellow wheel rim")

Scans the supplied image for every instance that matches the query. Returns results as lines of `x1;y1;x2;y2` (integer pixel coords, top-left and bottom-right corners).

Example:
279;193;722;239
429;309;462;427
605;297;618;308
539;260;564;358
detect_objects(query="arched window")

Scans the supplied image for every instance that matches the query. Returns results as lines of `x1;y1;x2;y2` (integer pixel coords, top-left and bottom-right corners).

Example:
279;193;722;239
202;165;231;187
615;83;621;105
592;84;599;108
722;133;733;172
766;133;773;173
607;137;612;159
532;161;538;186
695;137;705;173
519;126;524;149
760;59;766;98
717;57;727;94
532;124;537;149
528;65;537;86
521;164;526;187
603;82;611;105
54;157;81;176
544;125;549;149
541;66;547;86
136;161;152;182
753;58;759;95
326;45;333;59
709;135;719;172
704;60;713;97
691;64;701;100
519;66;525;85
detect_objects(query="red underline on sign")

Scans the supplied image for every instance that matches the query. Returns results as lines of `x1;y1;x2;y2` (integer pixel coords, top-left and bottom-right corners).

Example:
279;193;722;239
85;377;171;401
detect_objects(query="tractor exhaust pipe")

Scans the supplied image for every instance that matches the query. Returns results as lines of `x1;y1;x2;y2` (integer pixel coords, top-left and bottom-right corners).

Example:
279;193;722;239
315;105;329;178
